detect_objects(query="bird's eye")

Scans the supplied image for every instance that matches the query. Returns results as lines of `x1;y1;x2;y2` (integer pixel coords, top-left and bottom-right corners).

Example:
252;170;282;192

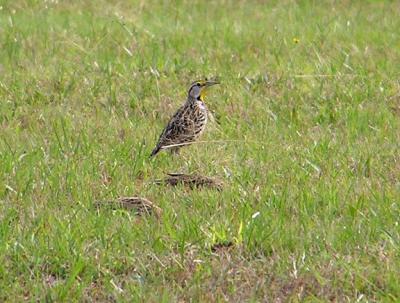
196;83;201;87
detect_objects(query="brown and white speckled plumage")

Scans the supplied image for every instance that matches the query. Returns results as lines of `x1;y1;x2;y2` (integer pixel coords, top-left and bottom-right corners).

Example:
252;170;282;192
150;80;219;157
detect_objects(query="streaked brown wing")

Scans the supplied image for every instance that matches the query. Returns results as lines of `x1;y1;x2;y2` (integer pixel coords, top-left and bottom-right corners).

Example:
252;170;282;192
158;106;196;147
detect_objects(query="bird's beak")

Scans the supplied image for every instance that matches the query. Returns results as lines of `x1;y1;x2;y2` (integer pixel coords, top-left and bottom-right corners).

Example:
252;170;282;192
205;80;220;87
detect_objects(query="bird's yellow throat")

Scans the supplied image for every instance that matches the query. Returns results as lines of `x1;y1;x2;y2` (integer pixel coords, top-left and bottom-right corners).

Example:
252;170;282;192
199;90;207;101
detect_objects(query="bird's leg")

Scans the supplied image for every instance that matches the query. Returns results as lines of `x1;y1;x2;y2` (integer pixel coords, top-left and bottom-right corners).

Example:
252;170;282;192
169;147;187;169
169;147;180;156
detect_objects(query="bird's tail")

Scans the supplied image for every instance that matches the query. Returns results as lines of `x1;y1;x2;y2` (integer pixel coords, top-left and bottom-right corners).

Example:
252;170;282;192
149;146;161;158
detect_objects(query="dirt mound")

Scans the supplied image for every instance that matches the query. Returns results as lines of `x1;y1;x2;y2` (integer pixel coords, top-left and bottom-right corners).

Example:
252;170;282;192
155;173;223;191
95;196;162;217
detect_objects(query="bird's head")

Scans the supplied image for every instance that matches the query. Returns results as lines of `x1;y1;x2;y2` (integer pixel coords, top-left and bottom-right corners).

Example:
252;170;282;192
188;79;219;101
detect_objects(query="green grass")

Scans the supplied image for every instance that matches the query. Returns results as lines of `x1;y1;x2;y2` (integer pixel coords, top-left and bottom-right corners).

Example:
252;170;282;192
1;0;399;301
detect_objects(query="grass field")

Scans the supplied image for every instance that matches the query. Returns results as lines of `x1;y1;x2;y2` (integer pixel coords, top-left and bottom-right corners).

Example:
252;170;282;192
1;0;399;301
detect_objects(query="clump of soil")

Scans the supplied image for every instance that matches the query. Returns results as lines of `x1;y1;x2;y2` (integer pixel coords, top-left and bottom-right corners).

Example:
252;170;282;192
95;197;162;217
211;241;235;253
156;173;224;191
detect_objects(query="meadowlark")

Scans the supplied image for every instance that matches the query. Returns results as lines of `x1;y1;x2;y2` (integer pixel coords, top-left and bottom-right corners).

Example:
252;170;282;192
150;79;219;157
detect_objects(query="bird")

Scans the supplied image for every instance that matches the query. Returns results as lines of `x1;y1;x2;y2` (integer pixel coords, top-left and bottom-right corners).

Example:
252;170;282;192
150;79;220;157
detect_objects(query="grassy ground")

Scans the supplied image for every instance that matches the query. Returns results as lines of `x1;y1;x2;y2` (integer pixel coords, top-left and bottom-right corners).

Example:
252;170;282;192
1;0;399;301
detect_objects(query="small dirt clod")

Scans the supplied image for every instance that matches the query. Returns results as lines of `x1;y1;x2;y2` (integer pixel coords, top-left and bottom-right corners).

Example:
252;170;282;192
156;173;224;191
211;241;235;253
95;197;162;217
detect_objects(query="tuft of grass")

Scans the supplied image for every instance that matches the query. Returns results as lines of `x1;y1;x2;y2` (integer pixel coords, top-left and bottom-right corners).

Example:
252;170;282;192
0;0;399;301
